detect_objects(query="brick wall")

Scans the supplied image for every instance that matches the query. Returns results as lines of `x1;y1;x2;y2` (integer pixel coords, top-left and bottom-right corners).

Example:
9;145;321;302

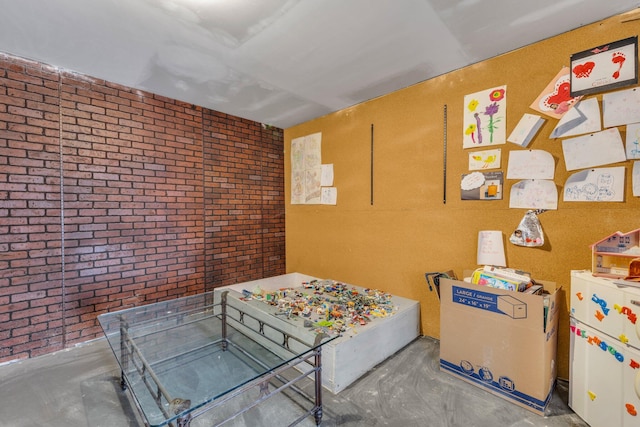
0;53;285;363
204;113;285;287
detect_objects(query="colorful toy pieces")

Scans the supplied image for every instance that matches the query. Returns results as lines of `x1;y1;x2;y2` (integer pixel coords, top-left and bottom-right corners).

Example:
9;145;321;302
241;279;396;335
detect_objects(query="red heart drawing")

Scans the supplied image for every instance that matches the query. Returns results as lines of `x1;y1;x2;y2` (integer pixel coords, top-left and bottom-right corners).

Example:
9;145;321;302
573;61;595;78
546;81;571;107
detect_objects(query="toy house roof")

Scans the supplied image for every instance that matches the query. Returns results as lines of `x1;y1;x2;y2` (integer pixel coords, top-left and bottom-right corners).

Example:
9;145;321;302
590;228;640;249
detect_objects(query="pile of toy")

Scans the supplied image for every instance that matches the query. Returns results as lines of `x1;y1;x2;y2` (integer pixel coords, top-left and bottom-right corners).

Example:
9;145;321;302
240;279;396;335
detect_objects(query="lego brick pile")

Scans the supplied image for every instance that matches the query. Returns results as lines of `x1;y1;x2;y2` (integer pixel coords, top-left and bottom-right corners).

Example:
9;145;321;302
240;279;396;335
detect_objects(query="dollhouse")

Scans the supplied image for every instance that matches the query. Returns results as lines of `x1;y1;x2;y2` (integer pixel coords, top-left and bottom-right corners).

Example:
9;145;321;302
591;229;640;278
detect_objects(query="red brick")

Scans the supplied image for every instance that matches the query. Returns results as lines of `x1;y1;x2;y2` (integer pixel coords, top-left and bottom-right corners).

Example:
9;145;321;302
0;52;284;363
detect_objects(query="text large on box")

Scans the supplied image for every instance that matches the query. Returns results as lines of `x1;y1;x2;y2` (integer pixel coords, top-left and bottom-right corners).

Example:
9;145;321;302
451;285;528;319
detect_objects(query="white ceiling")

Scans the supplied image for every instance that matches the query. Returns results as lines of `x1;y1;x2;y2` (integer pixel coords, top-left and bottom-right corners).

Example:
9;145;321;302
0;0;639;128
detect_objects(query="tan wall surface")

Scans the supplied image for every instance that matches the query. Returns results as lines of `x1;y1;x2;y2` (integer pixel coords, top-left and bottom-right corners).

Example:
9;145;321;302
285;13;640;379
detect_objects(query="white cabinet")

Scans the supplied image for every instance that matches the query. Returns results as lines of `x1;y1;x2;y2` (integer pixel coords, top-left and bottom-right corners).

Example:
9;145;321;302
569;271;640;427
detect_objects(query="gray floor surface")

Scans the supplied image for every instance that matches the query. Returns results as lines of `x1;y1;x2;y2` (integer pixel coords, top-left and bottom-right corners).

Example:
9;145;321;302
0;336;588;427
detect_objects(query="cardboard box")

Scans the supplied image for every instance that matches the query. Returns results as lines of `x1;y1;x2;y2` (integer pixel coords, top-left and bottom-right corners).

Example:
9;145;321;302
439;277;560;415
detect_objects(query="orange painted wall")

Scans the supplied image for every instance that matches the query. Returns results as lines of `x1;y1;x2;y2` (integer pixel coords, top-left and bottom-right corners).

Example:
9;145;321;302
284;13;640;379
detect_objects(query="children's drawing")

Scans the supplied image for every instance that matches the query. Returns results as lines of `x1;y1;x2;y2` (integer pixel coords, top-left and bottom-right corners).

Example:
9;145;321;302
468;149;501;170
463;86;507;148
603;88;640;128
530;67;581;119
321;187;337;205
291;139;305;171
561;128;626;171
321;164;334;186
509;179;557;210
626;123;640;159
291;132;322;204
507;150;554;180
570;36;638;97
461;171;503;200
291;170;305;204
563;167;625;202
303;133;322;170
507;114;545;147
305;168;322;203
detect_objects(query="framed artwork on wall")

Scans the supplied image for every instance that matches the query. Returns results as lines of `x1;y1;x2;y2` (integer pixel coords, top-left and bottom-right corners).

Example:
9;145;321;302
570;36;638;97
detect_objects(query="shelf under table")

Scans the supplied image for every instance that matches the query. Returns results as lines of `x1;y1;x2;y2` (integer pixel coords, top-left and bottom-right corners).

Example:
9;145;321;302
98;290;337;427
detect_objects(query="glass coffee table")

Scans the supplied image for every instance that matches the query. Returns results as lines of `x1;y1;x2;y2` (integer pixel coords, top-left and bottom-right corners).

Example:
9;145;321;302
98;289;337;427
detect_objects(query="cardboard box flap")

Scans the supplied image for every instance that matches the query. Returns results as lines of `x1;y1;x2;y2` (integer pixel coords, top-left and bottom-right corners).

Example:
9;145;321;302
440;278;558;333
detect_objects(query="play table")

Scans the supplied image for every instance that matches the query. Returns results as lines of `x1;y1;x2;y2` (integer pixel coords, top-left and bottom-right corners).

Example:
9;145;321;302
98;290;337;427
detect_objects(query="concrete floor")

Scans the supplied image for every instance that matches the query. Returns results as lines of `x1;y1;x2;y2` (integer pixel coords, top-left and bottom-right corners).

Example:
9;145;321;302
0;336;588;427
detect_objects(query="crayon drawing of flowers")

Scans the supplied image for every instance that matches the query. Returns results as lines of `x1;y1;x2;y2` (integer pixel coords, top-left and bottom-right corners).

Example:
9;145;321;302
463;86;507;148
465;123;478;144
490;88;505;102
484;102;500;143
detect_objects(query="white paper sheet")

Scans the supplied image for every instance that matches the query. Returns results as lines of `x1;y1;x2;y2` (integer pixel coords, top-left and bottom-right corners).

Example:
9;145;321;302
291;132;322;204
509;179;558;210
626;123;640;160
321;164;334;186
550;98;601;139
506;150;555;180
561;128;626;171
468;149;501;170
633;162;640;197
563;167;625;202
507;114;545;147
321;187;337;205
477;230;506;267
603;87;640;128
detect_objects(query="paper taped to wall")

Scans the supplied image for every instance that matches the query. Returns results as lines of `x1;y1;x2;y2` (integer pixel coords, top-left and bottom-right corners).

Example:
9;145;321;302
509;179;558;210
507;114;545;147
550;98;601;139
563;167;625;202
507;150;554;180
561;128;626;171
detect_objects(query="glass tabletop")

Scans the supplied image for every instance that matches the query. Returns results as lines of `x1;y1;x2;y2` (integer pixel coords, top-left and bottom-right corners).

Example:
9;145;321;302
98;289;337;426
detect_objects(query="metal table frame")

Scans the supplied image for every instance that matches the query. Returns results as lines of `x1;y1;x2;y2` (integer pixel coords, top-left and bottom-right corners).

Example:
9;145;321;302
101;290;333;427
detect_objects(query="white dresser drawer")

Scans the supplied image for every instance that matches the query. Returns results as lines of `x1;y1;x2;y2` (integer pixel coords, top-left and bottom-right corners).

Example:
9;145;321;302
570;270;640;350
